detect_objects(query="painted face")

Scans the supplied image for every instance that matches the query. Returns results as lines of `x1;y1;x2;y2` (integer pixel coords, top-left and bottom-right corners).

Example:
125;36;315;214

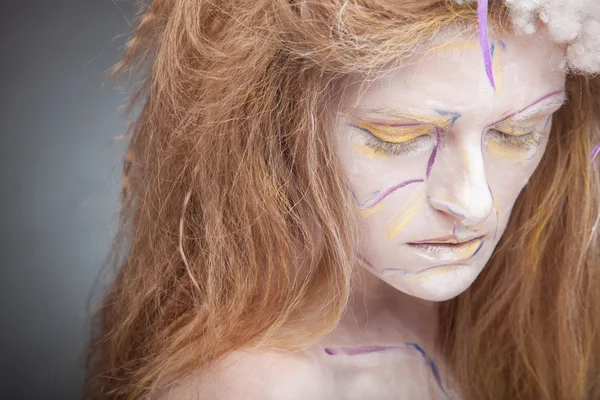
335;29;567;301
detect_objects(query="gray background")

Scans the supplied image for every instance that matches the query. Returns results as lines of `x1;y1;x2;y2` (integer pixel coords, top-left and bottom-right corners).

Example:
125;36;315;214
1;1;136;399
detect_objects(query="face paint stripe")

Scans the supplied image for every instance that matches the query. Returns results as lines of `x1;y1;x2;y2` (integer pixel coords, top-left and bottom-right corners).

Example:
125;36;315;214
425;131;440;178
486;89;565;127
477;0;495;90
352;144;388;160
492;41;504;94
471;239;485;257
386;190;425;240
434;110;461;125
404;343;448;398
491;188;501;241
359;178;424;210
324;343;450;396
359;203;383;216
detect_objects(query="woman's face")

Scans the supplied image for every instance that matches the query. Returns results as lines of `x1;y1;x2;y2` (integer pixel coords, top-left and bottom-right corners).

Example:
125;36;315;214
335;29;566;301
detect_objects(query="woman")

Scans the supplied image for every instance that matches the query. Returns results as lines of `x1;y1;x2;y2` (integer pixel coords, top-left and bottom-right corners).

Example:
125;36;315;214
86;0;600;398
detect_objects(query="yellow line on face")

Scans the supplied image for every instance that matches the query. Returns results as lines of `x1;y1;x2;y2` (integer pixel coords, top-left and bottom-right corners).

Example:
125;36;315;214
359;202;383;217
410;265;456;281
352;145;388;160
492;192;501;237
492;43;504;95
492;191;500;213
386;189;425;241
460;150;472;204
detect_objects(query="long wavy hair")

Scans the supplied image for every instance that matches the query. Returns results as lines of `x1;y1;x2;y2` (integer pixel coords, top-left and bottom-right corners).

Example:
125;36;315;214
85;0;600;399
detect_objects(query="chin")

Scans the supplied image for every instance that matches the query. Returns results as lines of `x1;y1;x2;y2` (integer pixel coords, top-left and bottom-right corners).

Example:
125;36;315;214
404;284;470;302
388;263;480;302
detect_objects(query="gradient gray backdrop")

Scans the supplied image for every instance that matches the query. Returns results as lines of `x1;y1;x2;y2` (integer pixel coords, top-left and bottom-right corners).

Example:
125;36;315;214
1;2;137;399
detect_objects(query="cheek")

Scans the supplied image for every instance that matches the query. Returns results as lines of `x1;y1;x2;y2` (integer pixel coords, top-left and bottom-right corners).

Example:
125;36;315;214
485;138;549;222
485;140;535;162
339;143;428;208
485;119;552;207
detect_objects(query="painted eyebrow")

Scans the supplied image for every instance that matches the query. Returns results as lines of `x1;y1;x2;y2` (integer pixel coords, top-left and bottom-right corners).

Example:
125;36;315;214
355;109;461;127
354;88;566;128
486;89;566;126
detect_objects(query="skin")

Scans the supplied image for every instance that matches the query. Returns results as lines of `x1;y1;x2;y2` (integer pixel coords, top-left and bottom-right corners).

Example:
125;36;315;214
319;27;566;398
336;31;566;303
159;28;567;400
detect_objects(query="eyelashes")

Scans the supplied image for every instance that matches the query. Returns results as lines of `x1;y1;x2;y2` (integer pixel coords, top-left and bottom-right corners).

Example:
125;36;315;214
352;123;544;157
363;134;435;156
486;128;543;147
349;122;436;157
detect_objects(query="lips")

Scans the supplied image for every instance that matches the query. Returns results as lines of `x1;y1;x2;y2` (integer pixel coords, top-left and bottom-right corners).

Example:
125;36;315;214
410;234;482;245
407;235;486;263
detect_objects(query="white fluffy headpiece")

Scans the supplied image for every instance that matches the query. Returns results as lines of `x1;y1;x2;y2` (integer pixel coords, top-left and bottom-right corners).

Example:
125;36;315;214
456;0;600;75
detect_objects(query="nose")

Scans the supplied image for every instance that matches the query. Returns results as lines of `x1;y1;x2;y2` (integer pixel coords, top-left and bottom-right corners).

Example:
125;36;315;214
427;141;493;226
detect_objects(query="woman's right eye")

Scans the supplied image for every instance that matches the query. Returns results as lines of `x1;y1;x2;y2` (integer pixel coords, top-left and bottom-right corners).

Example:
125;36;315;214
349;122;436;157
363;134;435;157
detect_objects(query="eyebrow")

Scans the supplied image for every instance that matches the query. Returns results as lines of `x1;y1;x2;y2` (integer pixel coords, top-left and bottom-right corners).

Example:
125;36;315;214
486;89;566;126
355;88;566;128
357;108;461;127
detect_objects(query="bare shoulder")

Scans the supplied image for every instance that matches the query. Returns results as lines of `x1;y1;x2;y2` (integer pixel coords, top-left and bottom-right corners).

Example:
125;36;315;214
152;349;326;400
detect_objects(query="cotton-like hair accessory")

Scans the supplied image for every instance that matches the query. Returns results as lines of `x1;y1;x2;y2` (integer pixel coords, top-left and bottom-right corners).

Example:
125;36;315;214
458;0;600;75
467;0;600;161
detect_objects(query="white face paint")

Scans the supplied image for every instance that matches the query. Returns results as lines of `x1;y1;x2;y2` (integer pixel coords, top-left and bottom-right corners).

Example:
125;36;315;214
336;28;567;301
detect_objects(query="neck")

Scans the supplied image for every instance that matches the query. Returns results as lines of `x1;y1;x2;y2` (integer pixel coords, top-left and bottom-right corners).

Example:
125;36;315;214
336;267;440;352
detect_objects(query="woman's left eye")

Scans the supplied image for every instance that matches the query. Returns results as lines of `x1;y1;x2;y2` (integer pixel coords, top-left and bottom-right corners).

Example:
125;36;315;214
487;128;542;147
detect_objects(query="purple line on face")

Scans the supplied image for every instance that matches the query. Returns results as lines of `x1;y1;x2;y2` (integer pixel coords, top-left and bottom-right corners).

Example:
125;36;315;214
477;0;495;90
359;178;424;210
325;345;399;356
486;89;565;127
426;131;440;178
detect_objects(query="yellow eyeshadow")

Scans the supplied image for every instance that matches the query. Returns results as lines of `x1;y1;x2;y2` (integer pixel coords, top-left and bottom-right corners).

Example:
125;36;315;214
352;145;388;160
485;140;528;162
494;125;535;136
355;121;432;143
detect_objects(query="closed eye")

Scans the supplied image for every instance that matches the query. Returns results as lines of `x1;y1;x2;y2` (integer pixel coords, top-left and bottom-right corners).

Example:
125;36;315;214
487;128;542;147
349;123;436;156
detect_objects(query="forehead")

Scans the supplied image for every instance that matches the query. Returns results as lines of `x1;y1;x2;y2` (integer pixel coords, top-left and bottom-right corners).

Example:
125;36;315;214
344;28;566;120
